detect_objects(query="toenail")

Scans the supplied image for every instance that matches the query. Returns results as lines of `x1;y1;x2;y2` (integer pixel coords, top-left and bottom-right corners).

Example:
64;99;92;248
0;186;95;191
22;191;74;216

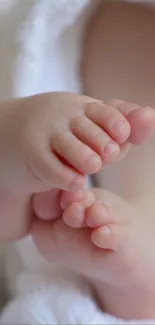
85;154;101;167
70;176;85;191
101;226;111;235
74;204;84;218
112;120;128;136
63;204;85;228
92;226;112;249
87;204;108;228
104;141;118;155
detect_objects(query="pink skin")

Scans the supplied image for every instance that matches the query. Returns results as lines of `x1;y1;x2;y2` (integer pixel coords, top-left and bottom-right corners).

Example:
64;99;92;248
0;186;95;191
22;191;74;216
2;104;153;241
32;106;155;320
0;95;137;242
33;105;155;221
32;187;155;320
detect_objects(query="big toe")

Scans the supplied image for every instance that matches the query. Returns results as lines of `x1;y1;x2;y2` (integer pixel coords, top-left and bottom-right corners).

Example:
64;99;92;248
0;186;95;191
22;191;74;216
128;107;155;144
33;189;62;220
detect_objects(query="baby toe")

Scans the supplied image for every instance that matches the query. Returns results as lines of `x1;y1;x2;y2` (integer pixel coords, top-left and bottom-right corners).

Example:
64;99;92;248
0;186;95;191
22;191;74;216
60;190;85;210
62;190;95;228
62;202;86;228
52;132;102;174
71;116;120;164
33;189;62;220
127;106;155;144
91;224;122;251
85;102;130;144
86;202;113;228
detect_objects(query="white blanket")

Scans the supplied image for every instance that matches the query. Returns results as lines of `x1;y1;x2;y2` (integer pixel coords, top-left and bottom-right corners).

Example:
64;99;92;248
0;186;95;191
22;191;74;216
1;272;155;325
1;0;155;324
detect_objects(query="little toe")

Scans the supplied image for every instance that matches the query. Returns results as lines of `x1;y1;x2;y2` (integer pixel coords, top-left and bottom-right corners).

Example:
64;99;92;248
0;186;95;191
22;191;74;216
52;132;102;174
91;224;122;251
85;102;130;144
86;202;113;228
71;116;120;164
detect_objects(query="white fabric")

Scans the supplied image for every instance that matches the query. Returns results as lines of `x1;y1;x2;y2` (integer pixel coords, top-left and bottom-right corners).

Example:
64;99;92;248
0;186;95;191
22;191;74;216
1;0;155;324
1;273;155;325
0;0;90;99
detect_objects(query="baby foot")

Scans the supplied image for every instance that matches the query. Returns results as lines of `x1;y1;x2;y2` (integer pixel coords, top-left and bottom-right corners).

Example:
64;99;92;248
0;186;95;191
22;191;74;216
63;188;155;319
33;188;155;320
2;93;155;195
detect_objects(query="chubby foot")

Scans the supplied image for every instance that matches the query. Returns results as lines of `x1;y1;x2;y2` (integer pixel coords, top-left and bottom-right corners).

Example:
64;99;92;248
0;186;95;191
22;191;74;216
13;95;155;193
33;188;155;320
